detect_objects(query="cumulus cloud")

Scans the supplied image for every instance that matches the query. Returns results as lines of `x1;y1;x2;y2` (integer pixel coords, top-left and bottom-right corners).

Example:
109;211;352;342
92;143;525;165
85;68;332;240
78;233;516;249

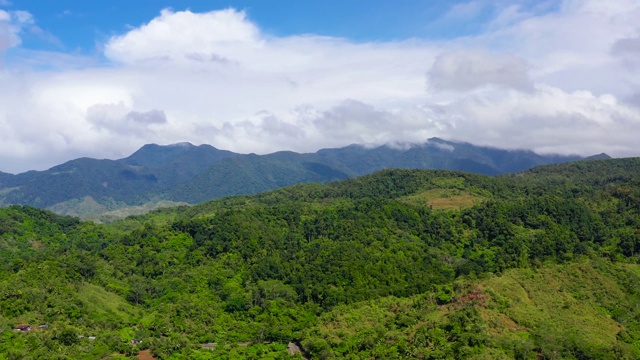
624;92;640;108
87;103;167;136
430;86;640;155
309;100;445;147
611;35;640;69
428;50;533;92
1;1;640;173
612;36;640;55
105;9;259;66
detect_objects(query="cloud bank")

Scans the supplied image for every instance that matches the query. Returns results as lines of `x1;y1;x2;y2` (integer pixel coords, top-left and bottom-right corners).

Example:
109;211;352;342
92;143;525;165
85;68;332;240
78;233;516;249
1;1;640;173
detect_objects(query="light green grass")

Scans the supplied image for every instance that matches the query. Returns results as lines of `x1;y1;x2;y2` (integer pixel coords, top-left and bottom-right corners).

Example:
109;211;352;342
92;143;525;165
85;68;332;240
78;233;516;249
77;283;138;324
400;188;483;210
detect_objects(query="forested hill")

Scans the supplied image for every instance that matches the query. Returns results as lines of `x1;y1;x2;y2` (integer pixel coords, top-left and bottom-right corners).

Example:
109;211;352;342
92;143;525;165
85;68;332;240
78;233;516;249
0;138;592;220
511;155;640;186
1;158;640;359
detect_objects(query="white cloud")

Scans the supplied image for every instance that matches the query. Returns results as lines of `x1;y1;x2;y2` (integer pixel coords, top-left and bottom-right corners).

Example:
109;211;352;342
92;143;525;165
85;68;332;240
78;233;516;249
611;35;640;69
1;1;640;173
612;36;640;55
429;141;455;152
87;103;167;136
430;85;640;155
105;9;260;65
443;1;485;20
12;10;32;24
428;50;533;92
0;9;32;51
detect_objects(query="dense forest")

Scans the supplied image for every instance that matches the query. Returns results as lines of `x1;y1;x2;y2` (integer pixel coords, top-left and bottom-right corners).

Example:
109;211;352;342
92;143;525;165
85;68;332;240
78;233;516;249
2;158;640;359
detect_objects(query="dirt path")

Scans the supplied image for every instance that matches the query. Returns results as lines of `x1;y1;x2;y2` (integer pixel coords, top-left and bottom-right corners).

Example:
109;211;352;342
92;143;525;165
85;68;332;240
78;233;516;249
138;349;157;360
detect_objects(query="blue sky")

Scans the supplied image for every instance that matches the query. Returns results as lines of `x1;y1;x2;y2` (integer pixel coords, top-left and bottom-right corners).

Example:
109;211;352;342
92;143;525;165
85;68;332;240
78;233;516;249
0;0;639;173
9;0;484;50
4;0;557;63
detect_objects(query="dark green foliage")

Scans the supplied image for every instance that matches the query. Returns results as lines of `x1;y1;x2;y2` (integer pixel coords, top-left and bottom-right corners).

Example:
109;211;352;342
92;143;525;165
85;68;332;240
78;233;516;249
1;158;640;358
57;327;79;346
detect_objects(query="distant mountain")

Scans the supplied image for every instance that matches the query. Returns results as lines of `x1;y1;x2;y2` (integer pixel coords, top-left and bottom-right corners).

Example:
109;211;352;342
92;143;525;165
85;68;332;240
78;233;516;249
168;138;588;204
0;171;13;186
120;142;238;168
168;152;351;203
118;142;240;189
316;138;585;176
0;138;604;219
583;153;612;161
2;158;161;207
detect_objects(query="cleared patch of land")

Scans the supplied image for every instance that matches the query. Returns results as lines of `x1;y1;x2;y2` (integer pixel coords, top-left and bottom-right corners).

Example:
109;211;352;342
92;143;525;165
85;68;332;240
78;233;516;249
138;349;157;360
302;259;639;359
77;283;138;323
399;188;482;210
478;261;627;351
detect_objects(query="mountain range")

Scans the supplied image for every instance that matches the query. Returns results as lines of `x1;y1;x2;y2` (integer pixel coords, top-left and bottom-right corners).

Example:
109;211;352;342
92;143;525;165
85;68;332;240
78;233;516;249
0;138;608;219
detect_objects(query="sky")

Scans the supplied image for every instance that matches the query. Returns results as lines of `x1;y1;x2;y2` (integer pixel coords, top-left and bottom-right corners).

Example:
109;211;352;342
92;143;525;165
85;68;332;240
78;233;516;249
0;0;639;174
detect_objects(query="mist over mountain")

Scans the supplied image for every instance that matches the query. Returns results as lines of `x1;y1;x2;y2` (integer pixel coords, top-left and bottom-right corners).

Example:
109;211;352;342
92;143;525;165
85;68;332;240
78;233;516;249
0;138;607;219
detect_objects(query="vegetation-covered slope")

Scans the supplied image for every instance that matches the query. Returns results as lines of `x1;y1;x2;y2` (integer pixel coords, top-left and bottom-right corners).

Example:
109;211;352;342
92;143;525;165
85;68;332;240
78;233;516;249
302;259;640;359
0;138;589;220
0;158;639;359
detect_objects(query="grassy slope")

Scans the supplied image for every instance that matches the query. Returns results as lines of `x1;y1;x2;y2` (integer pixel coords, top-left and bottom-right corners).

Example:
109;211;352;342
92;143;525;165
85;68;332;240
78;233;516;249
303;259;640;359
76;283;139;325
478;260;640;359
399;188;483;210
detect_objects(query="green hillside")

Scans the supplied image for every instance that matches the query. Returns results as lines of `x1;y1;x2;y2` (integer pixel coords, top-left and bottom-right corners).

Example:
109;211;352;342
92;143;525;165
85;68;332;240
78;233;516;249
1;158;640;359
302;260;640;359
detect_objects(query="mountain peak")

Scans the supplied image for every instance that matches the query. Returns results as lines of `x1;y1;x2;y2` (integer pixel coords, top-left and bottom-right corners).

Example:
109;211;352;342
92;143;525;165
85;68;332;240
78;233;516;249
167;142;195;148
118;142;240;169
138;142;195;150
120;142;199;167
584;153;612;161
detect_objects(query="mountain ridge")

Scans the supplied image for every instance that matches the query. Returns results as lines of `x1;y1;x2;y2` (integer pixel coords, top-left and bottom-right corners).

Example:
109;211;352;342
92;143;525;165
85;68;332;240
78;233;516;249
0;138;610;219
